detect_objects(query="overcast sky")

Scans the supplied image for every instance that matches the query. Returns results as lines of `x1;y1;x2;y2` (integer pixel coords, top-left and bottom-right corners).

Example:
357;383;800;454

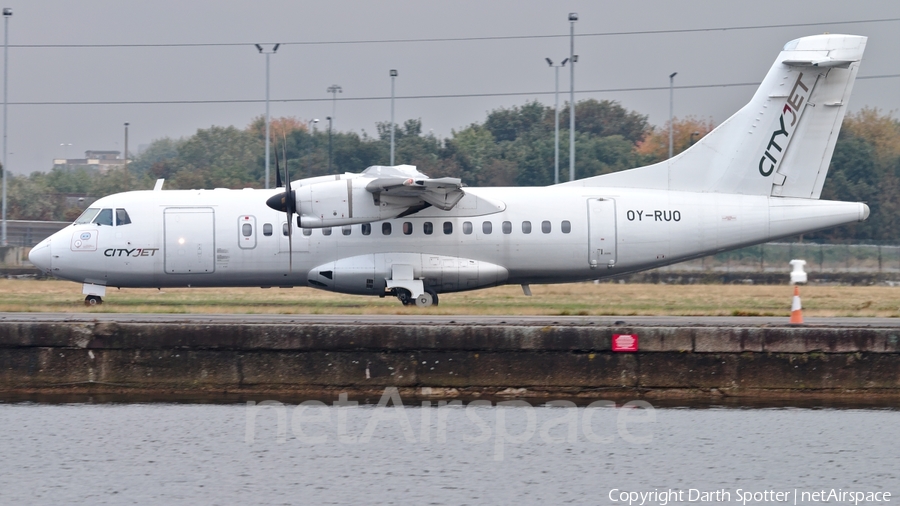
2;0;899;175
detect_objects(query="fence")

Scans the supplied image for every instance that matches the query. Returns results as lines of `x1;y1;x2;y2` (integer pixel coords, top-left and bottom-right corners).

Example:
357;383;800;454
658;242;900;274
2;221;70;248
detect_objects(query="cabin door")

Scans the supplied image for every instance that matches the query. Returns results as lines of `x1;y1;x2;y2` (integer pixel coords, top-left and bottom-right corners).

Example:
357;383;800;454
164;207;216;274
587;198;617;268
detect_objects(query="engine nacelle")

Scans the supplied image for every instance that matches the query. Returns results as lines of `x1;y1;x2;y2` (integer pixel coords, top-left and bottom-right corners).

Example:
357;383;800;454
296;177;421;228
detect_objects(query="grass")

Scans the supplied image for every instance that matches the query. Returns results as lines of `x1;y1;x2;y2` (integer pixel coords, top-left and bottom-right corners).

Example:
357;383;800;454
0;278;898;317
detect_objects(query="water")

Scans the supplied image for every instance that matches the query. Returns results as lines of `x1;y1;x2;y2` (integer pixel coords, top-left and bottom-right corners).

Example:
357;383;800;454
1;400;897;505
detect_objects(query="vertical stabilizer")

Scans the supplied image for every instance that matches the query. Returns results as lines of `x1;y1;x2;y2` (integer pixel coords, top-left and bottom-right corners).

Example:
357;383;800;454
565;34;867;199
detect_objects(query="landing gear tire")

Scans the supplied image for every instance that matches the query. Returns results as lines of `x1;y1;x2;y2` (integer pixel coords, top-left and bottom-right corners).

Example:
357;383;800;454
395;289;413;306
425;288;439;306
415;292;433;308
84;295;103;306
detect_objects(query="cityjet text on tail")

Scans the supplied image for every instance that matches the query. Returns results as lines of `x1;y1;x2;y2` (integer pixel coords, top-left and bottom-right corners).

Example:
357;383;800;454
30;34;870;307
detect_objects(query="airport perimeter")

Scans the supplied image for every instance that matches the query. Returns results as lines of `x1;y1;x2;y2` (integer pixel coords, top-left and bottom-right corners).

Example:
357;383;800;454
1;314;898;404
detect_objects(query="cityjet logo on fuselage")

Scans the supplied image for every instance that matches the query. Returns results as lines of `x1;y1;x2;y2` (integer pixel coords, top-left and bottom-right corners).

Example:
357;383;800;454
104;248;159;257
759;72;811;177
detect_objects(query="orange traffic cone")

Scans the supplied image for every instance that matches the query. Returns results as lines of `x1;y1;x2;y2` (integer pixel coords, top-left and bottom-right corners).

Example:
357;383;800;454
789;285;804;324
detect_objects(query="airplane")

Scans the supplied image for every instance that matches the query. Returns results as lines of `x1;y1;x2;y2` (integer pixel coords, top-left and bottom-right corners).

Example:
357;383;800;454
29;34;870;308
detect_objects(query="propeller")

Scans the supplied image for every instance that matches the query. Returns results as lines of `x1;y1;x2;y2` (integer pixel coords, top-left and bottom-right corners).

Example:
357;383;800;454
275;143;283;188
266;129;295;272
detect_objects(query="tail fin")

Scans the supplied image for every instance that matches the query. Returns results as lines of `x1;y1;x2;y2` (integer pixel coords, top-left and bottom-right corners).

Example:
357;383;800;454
566;34;867;199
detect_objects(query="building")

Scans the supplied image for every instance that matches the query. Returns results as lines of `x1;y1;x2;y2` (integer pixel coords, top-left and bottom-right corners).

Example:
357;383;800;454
52;150;127;173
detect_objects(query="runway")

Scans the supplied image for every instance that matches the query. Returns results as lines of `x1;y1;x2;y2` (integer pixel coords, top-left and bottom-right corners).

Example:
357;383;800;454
0;312;898;328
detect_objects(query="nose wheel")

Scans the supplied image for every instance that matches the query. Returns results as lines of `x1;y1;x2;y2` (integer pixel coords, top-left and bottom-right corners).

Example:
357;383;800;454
84;295;103;306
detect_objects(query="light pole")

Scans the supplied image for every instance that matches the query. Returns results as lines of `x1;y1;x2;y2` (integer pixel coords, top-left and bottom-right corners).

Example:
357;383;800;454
256;43;280;189
327;84;342;128
568;13;578;183
546;57;568;185
123;122;129;168
389;69;397;166
2;7;11;247
669;72;677;159
326;116;333;173
306;118;318;177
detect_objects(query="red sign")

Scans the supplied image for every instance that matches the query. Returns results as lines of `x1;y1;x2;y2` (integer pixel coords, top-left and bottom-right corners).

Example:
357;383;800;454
612;334;639;352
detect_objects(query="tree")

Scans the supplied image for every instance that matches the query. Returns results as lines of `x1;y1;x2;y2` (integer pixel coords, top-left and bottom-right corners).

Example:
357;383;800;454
635;116;715;163
484;101;549;142
8;172;66;220
176;125;260;188
128;137;183;177
559;99;650;144
444;125;498;186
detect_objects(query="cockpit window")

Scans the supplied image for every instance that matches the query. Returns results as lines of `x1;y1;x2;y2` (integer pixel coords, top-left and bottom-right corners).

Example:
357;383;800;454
116;209;132;226
93;208;114;226
75;208;100;225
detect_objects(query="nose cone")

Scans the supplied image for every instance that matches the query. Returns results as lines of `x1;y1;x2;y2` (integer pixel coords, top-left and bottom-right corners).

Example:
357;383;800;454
860;203;871;221
29;240;52;273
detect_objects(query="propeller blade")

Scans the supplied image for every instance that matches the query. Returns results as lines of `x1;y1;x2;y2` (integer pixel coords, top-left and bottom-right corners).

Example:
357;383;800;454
274;131;283;188
287;206;293;273
282;129;293;273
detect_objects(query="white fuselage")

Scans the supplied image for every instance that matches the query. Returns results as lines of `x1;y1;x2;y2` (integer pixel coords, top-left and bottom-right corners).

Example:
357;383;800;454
27;34;872;305
31;184;867;297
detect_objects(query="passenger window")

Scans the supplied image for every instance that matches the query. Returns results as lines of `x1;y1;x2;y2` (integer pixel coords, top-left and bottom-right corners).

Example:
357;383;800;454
342;226;352;236
502;221;512;234
424;222;433;235
283;223;289;236
303;228;312;236
263;223;273;236
482;221;492;234
75;208;100;225
115;209;132;226
93;208;113;226
542;221;551;233
522;221;532;234
242;223;252;237
403;222;413;235
362;223;371;236
443;222;453;235
561;220;571;233
382;222;392;235
463;221;473;235
322;228;332;236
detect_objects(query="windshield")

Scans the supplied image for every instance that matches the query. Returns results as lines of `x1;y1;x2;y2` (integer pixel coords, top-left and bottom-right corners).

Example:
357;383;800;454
93;208;113;226
116;209;132;225
74;208;100;224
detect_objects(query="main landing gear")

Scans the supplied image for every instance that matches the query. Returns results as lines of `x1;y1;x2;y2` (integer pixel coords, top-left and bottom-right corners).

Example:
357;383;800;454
392;287;439;308
84;295;103;306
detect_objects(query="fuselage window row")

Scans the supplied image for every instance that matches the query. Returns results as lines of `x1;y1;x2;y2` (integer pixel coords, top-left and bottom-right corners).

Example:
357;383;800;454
286;219;572;237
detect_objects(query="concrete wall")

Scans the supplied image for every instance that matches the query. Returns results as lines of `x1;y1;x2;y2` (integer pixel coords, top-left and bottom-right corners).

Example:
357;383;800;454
1;321;898;400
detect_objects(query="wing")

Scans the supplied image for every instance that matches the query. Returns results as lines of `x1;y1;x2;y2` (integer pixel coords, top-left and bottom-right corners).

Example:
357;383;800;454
365;176;465;211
